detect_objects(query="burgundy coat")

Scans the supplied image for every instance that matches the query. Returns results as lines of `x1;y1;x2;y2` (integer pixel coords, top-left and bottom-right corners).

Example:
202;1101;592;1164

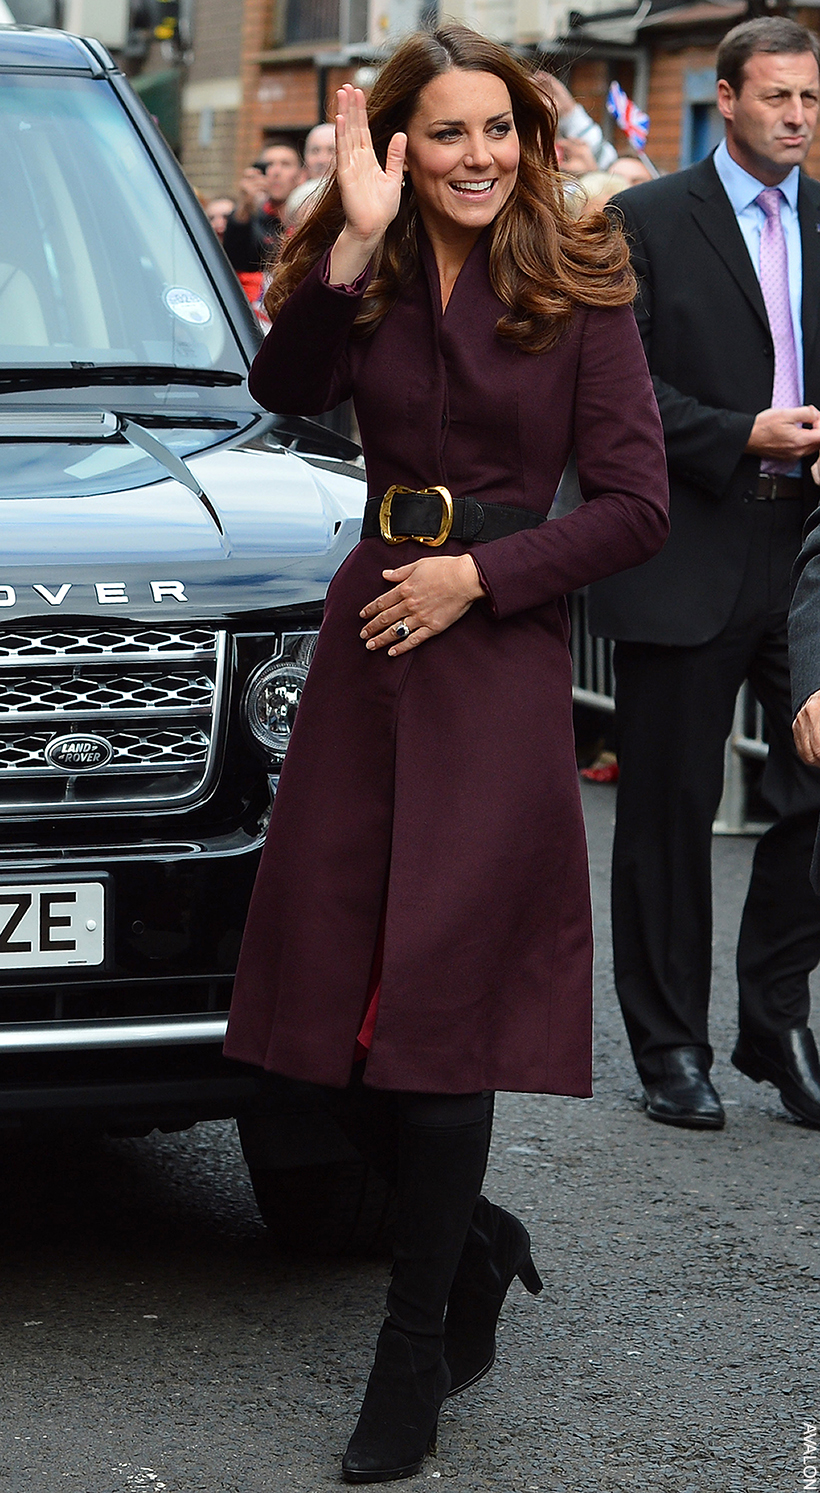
223;229;669;1096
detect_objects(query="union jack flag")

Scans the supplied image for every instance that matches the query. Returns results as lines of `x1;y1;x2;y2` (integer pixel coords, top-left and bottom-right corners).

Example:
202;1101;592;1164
606;81;650;151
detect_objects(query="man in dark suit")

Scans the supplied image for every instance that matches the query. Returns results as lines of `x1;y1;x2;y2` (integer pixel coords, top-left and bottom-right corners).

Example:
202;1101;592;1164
589;16;820;1130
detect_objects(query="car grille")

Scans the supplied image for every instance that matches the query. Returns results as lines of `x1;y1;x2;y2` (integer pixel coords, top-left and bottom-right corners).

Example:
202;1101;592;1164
0;626;226;815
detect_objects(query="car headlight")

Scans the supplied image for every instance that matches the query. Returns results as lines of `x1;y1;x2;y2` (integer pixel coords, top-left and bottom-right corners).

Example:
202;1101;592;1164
243;632;319;761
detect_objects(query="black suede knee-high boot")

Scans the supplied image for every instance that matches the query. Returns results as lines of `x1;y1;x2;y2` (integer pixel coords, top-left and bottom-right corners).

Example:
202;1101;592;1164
443;1091;543;1396
342;1092;488;1485
443;1193;543;1397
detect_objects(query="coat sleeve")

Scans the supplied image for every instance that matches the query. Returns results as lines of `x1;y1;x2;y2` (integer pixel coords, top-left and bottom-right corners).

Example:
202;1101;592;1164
247;254;371;415
789;501;820;714
474;303;669;620
616;192;755;499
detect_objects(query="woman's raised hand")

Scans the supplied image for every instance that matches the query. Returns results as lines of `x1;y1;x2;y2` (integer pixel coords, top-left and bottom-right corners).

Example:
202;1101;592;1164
328;85;406;284
336;85;406;241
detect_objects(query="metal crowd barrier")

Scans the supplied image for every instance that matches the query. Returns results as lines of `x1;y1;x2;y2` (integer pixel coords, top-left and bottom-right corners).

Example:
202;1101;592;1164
568;590;617;715
713;687;771;836
568;591;768;835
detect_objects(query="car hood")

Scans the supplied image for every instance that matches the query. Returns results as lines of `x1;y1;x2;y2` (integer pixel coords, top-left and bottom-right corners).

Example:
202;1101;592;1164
0;446;367;623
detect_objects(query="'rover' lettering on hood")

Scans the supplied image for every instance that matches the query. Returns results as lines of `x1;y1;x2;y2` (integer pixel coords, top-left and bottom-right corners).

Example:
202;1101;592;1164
0;582;189;607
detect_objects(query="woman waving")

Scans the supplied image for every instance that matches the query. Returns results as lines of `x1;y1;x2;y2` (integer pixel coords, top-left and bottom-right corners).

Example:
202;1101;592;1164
225;24;668;1484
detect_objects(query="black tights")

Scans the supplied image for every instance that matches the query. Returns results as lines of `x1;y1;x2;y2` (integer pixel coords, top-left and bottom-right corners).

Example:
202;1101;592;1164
323;1064;495;1348
321;1060;494;1187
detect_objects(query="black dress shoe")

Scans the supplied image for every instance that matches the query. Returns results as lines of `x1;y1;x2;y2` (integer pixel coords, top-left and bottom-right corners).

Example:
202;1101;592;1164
642;1046;725;1130
732;1026;820;1129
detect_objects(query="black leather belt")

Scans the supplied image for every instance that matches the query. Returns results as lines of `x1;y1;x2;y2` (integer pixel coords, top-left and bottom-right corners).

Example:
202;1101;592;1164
361;486;545;546
754;473;804;500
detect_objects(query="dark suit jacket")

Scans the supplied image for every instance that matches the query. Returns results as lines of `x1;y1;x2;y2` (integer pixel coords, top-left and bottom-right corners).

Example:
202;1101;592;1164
589;152;820;646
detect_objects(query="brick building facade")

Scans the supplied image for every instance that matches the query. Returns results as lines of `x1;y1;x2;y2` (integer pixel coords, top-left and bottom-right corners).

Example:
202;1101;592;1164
181;0;370;203
553;4;820;179
180;0;245;200
89;1;820;202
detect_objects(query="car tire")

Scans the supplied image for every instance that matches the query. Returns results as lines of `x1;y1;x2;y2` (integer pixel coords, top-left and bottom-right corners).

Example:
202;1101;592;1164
245;1157;394;1257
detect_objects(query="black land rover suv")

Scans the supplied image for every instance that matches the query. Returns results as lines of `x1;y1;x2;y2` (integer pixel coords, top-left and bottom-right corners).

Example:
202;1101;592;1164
0;26;384;1250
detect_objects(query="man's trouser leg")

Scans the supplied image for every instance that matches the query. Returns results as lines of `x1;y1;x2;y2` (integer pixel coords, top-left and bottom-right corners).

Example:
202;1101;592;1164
737;615;820;1035
611;636;746;1085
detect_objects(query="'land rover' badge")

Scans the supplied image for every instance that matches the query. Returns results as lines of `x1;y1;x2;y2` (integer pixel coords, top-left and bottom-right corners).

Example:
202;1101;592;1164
45;734;113;772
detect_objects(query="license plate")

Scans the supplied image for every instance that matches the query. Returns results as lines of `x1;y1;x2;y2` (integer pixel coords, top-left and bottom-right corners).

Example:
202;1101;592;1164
0;882;105;969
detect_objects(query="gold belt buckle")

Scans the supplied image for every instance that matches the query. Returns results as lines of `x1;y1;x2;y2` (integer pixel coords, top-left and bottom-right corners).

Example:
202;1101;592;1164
378;485;454;547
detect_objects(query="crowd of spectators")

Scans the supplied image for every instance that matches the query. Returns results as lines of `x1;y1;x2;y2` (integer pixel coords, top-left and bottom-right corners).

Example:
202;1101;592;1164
202;123;337;321
534;72;653;214
201;77;653;319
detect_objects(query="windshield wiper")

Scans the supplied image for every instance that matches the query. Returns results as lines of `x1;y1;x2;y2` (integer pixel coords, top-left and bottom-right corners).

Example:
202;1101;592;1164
0;365;244;393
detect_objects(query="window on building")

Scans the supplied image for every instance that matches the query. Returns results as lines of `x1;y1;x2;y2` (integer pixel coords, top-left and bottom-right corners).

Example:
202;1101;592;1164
5;0;60;22
282;0;367;45
284;0;339;44
681;67;723;166
347;0;368;45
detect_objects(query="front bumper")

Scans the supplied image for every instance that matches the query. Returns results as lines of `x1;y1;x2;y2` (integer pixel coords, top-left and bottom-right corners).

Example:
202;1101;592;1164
0;830;263;1131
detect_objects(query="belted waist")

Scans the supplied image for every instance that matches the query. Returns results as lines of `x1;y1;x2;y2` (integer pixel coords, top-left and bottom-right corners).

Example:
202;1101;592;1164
754;472;804;500
361;487;546;546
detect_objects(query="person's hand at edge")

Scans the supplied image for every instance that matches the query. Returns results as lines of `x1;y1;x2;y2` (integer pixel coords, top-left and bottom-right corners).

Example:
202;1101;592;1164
233;166;269;223
794;690;820;765
746;406;820;462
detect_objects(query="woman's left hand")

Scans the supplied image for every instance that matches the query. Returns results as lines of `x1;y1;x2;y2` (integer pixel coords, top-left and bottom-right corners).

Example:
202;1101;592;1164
359;554;485;655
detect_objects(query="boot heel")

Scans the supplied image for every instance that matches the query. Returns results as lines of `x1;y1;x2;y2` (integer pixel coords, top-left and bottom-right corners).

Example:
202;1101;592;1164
444;1202;544;1396
517;1252;543;1296
427;1416;439;1455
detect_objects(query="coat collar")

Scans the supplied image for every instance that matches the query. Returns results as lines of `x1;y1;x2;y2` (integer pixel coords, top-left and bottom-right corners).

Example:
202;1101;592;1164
416;218;494;320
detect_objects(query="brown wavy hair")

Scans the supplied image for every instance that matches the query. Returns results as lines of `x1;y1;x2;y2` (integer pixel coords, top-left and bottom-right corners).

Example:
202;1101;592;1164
264;24;635;352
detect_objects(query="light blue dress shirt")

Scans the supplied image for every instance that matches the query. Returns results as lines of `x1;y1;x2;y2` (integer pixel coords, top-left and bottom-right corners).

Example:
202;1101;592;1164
713;137;803;400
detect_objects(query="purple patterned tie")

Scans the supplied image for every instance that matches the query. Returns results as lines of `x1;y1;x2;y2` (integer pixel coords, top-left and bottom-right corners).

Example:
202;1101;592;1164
756;186;801;475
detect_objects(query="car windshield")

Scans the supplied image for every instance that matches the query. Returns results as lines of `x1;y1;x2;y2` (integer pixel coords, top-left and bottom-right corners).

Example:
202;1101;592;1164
0;71;246;376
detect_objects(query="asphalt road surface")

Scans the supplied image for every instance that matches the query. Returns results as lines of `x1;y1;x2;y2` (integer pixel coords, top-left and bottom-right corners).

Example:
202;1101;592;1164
2;781;818;1493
